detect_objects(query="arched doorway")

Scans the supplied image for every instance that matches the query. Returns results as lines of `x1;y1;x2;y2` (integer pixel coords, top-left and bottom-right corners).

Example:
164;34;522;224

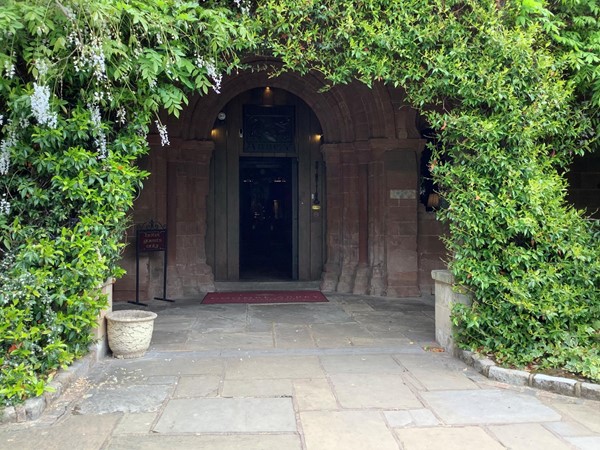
113;67;448;302
206;87;325;282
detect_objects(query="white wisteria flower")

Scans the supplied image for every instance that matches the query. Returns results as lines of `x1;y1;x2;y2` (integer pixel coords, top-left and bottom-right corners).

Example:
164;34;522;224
155;120;170;146
195;55;222;94
0;128;16;175
4;61;15;79
0;197;10;216
31;83;58;128
116;106;127;125
88;103;107;158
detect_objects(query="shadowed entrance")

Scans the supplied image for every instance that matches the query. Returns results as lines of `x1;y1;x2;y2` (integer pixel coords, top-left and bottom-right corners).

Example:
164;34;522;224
239;157;296;280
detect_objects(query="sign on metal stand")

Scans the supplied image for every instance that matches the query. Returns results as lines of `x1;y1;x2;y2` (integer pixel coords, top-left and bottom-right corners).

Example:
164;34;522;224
129;220;175;306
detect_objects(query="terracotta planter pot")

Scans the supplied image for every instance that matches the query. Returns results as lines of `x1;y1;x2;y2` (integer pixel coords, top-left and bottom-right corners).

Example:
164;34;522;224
105;310;157;359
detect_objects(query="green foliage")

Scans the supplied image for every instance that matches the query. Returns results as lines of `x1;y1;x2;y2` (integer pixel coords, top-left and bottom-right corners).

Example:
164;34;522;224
256;0;600;381
0;0;255;405
1;0;599;406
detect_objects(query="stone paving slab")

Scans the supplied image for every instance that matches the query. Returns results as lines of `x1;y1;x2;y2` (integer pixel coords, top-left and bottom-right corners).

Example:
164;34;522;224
549;401;600;433
274;324;315;348
384;409;440;427
0;414;120;450
153;398;297;433
329;373;423;409
173;375;221;398
421;389;562;424
320;354;406;374
395;353;480;390
186;331;274;351
564;436;600;450
107;434;302;450
74;383;172;414
225;355;325;379
221;378;293;398
293;379;338;411
544;420;597;437
310;323;372;348
110;356;225;376
2;293;599;450
300;410;399;450
112;412;157;435
487;423;571;449
352;312;429;333
247;304;354;331
395;426;505;450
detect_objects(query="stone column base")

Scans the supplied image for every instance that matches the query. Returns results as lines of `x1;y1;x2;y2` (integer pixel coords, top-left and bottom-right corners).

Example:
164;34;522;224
432;269;472;352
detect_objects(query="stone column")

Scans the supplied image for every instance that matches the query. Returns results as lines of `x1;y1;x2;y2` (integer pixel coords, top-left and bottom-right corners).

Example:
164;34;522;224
367;145;387;296
382;143;422;297
336;144;360;293
353;144;371;295
161;140;215;298
320;144;342;291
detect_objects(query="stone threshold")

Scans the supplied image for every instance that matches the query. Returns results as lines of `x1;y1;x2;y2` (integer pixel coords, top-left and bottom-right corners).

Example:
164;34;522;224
457;349;600;402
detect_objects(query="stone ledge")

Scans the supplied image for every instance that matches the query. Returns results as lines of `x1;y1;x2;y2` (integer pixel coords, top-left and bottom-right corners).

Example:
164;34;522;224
457;349;599;402
0;351;97;424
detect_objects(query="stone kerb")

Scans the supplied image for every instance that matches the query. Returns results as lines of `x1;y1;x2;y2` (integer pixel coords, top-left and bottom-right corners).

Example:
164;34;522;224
431;269;472;353
431;270;600;402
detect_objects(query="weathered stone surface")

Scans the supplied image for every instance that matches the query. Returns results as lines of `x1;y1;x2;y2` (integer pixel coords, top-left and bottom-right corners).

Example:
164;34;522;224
432;270;472;352
153;398;297;433
107;434;302;450
396;353;478;390
113;412;157;435
225;356;325;380
0;414;120;449
173;375;221;398
421;389;561;424
488;366;531;387
330;373;423;409
580;382;600;401
25;396;46;421
396;426;505;450
550;402;600;433
74;384;172;414
532;374;577;397
0;406;16;424
319;354;405;374
300;411;399;450
293;379;338;411
488;423;571;450
472;355;496;376
564;436;600;450
186;331;274;351
221;379;293;398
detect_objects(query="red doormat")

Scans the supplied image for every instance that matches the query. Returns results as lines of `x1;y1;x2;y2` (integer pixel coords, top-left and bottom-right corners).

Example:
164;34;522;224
202;290;328;305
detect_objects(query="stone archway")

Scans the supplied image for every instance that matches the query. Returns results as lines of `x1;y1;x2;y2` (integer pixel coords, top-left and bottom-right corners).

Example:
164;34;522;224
114;63;447;302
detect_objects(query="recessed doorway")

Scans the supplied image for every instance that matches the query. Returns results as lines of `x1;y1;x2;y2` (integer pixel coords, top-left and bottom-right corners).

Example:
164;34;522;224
239;157;298;280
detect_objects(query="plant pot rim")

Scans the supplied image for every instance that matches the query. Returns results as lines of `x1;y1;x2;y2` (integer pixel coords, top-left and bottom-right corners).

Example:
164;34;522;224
105;309;157;322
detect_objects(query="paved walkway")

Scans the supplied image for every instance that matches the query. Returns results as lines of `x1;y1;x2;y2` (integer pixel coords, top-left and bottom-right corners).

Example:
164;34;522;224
1;293;599;449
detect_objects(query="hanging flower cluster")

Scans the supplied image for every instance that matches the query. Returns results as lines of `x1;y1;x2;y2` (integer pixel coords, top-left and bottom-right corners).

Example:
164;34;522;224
195;55;222;94
155;120;170;146
30;83;58;129
0;196;10;215
0;127;16;176
88;103;108;158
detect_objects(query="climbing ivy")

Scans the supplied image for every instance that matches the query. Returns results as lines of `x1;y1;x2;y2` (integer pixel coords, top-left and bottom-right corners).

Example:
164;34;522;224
0;0;255;405
0;0;599;405
255;0;600;380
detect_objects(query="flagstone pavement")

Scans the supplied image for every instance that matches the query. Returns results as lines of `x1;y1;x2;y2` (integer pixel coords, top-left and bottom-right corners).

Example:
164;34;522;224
1;293;599;450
